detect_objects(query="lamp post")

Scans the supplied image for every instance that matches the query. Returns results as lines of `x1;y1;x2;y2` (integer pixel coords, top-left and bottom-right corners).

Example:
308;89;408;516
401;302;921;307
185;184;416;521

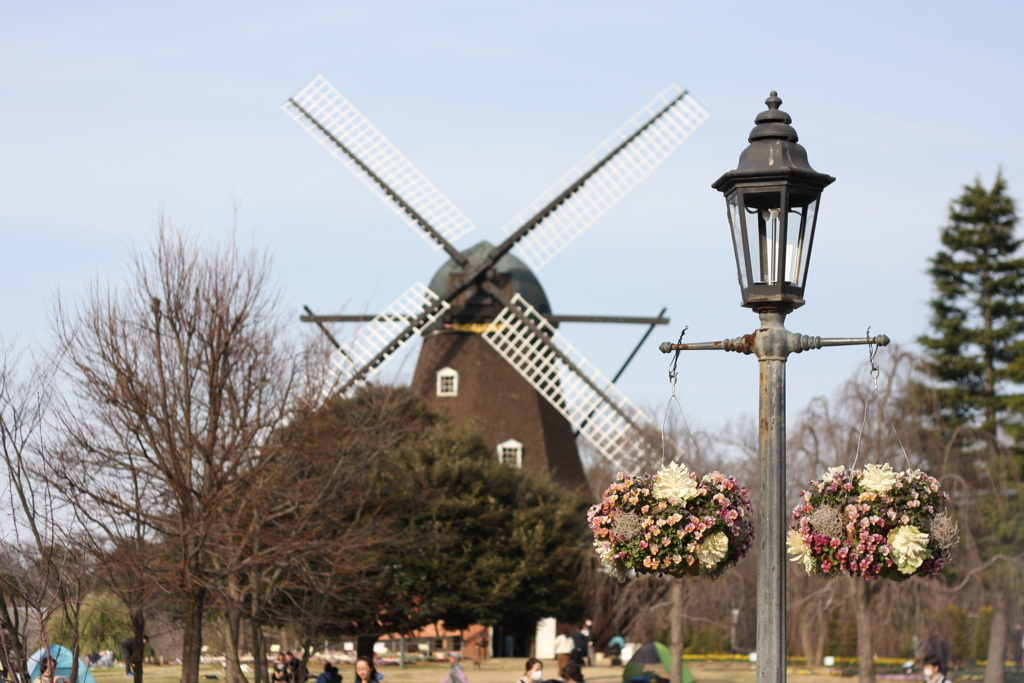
659;92;889;683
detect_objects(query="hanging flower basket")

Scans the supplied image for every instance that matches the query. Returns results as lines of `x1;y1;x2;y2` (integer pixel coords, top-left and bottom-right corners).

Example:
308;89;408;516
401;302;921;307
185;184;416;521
788;464;958;581
588;462;754;580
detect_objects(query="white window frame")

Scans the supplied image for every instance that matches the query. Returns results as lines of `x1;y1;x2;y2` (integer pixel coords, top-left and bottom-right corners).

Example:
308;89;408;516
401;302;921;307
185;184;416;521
435;366;459;397
497;439;523;468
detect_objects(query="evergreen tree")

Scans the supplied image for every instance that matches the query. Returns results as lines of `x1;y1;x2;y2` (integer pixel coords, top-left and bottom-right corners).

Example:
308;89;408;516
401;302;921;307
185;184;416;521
919;171;1024;432
918;173;1024;683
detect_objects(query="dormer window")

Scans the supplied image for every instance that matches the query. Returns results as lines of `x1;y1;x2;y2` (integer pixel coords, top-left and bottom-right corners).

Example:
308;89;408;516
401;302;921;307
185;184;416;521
497;439;523;468
435;367;459;397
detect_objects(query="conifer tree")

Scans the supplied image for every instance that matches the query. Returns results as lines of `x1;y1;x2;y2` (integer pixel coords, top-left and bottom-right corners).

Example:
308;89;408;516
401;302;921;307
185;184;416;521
918;173;1024;683
919;171;1024;432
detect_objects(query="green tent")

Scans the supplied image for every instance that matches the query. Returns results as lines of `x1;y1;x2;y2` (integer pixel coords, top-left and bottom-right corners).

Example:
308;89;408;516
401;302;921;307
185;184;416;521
622;642;694;683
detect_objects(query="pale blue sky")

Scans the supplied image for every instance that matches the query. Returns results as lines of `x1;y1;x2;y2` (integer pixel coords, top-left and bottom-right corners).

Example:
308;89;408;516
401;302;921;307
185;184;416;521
2;2;1023;431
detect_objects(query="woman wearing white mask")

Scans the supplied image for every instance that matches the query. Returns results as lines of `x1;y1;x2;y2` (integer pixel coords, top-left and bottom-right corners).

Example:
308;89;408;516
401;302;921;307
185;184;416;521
517;658;544;683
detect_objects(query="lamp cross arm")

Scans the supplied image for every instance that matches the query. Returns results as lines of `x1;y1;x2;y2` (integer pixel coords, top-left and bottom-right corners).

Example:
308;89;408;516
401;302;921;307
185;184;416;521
660;332;890;356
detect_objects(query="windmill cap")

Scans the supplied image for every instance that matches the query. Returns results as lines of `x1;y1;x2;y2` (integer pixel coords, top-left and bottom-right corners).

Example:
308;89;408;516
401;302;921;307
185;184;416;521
428;240;552;315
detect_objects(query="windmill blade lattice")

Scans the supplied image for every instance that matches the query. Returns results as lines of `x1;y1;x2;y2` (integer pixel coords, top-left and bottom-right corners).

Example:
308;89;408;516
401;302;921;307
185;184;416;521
504;84;709;271
285;75;477;249
321;283;449;400
481;294;651;471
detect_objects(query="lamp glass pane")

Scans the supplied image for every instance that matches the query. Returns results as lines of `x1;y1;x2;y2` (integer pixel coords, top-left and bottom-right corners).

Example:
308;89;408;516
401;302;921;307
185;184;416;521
795;198;818;288
727;194;748;289
745;206;766;284
760;207;787;284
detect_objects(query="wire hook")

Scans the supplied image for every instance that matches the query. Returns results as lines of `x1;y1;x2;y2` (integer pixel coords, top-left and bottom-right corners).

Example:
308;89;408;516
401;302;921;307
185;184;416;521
662;327;700;468
852;328;911;470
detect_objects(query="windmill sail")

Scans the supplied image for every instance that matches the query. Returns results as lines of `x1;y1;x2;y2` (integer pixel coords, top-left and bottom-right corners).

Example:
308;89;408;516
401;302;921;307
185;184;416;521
285;75;476;249
503;84;709;271
321;283;449;400
481;294;651;471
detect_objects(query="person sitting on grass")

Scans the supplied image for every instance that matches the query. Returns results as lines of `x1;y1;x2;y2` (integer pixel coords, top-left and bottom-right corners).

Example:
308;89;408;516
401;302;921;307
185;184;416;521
923;654;951;683
316;662;341;683
560;663;584;683
33;657;69;683
516;658;543;683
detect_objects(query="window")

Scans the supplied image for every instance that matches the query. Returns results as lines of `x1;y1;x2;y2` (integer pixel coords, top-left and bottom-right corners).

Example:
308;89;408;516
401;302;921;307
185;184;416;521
451;636;463;650
497;439;523;468
436;367;459;397
433;639;444;651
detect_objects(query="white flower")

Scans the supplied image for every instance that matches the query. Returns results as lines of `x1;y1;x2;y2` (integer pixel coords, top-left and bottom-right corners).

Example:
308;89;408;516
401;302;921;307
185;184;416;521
887;525;930;574
787;529;814;574
821;466;847;483
695;532;729;567
861;463;898;494
653;462;701;503
594;540;616;566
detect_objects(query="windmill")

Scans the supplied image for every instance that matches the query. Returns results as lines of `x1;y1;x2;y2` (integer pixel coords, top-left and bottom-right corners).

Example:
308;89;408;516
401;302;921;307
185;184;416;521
284;75;708;493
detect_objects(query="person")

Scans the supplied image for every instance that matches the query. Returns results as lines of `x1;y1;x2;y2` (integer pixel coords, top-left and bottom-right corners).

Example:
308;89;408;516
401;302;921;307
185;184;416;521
924;629;953;675
560;663;584;683
922;655;951;683
285;652;303;683
517;658;543;683
33;657;69;683
470;640;484;671
353;657;380;683
554;625;574;672
274;654;291;683
315;663;341;683
570;626;589;667
606;635;625;666
440;652;468;683
583;621;595;670
120;635;148;676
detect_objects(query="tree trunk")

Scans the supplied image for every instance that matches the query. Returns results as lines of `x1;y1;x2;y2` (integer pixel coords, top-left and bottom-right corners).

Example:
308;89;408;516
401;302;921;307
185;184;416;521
356;636;378;661
798;620;814;668
852;579;877;683
66;601;81;683
984;593;1007;683
250;620;266;683
812;616;827;671
0;590;30;683
180;587;207;683
299;641;314;683
131;609;147;683
797;601;827;668
223;603;248;683
670;581;684;683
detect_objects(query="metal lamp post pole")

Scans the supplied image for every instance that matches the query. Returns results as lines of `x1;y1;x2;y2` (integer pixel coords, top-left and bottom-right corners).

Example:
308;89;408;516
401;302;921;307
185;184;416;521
661;311;888;683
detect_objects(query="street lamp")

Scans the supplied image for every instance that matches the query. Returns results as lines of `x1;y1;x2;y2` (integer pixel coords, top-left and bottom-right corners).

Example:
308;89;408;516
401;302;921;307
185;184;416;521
660;92;890;683
712;91;834;312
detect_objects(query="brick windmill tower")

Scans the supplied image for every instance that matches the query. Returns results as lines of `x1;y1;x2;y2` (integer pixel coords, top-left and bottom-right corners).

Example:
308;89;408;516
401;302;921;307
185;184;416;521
285;76;708;493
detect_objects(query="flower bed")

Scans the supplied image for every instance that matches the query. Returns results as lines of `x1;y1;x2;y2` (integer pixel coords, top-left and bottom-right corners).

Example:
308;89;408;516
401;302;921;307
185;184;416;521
588;462;754;580
788;464;957;580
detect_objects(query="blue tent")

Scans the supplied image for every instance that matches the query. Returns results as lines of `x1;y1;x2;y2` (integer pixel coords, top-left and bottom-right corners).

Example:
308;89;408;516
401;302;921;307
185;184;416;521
27;645;97;683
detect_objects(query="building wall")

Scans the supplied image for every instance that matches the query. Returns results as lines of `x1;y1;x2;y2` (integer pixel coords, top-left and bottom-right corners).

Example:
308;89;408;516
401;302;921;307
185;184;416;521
411;331;591;501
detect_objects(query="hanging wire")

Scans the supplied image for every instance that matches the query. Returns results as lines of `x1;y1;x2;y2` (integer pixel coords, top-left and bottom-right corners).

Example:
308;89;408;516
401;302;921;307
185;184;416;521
852;327;912;470
662;326;701;467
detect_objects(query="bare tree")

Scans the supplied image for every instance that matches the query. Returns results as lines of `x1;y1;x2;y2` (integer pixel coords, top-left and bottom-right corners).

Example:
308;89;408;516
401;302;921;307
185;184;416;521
49;219;311;683
0;341;87;683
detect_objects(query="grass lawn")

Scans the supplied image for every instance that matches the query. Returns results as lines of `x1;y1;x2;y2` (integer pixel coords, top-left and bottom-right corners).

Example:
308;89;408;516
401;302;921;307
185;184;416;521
89;658;847;683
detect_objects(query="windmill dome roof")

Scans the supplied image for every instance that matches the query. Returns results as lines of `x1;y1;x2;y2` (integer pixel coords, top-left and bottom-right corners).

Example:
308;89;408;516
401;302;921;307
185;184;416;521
428;240;551;314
